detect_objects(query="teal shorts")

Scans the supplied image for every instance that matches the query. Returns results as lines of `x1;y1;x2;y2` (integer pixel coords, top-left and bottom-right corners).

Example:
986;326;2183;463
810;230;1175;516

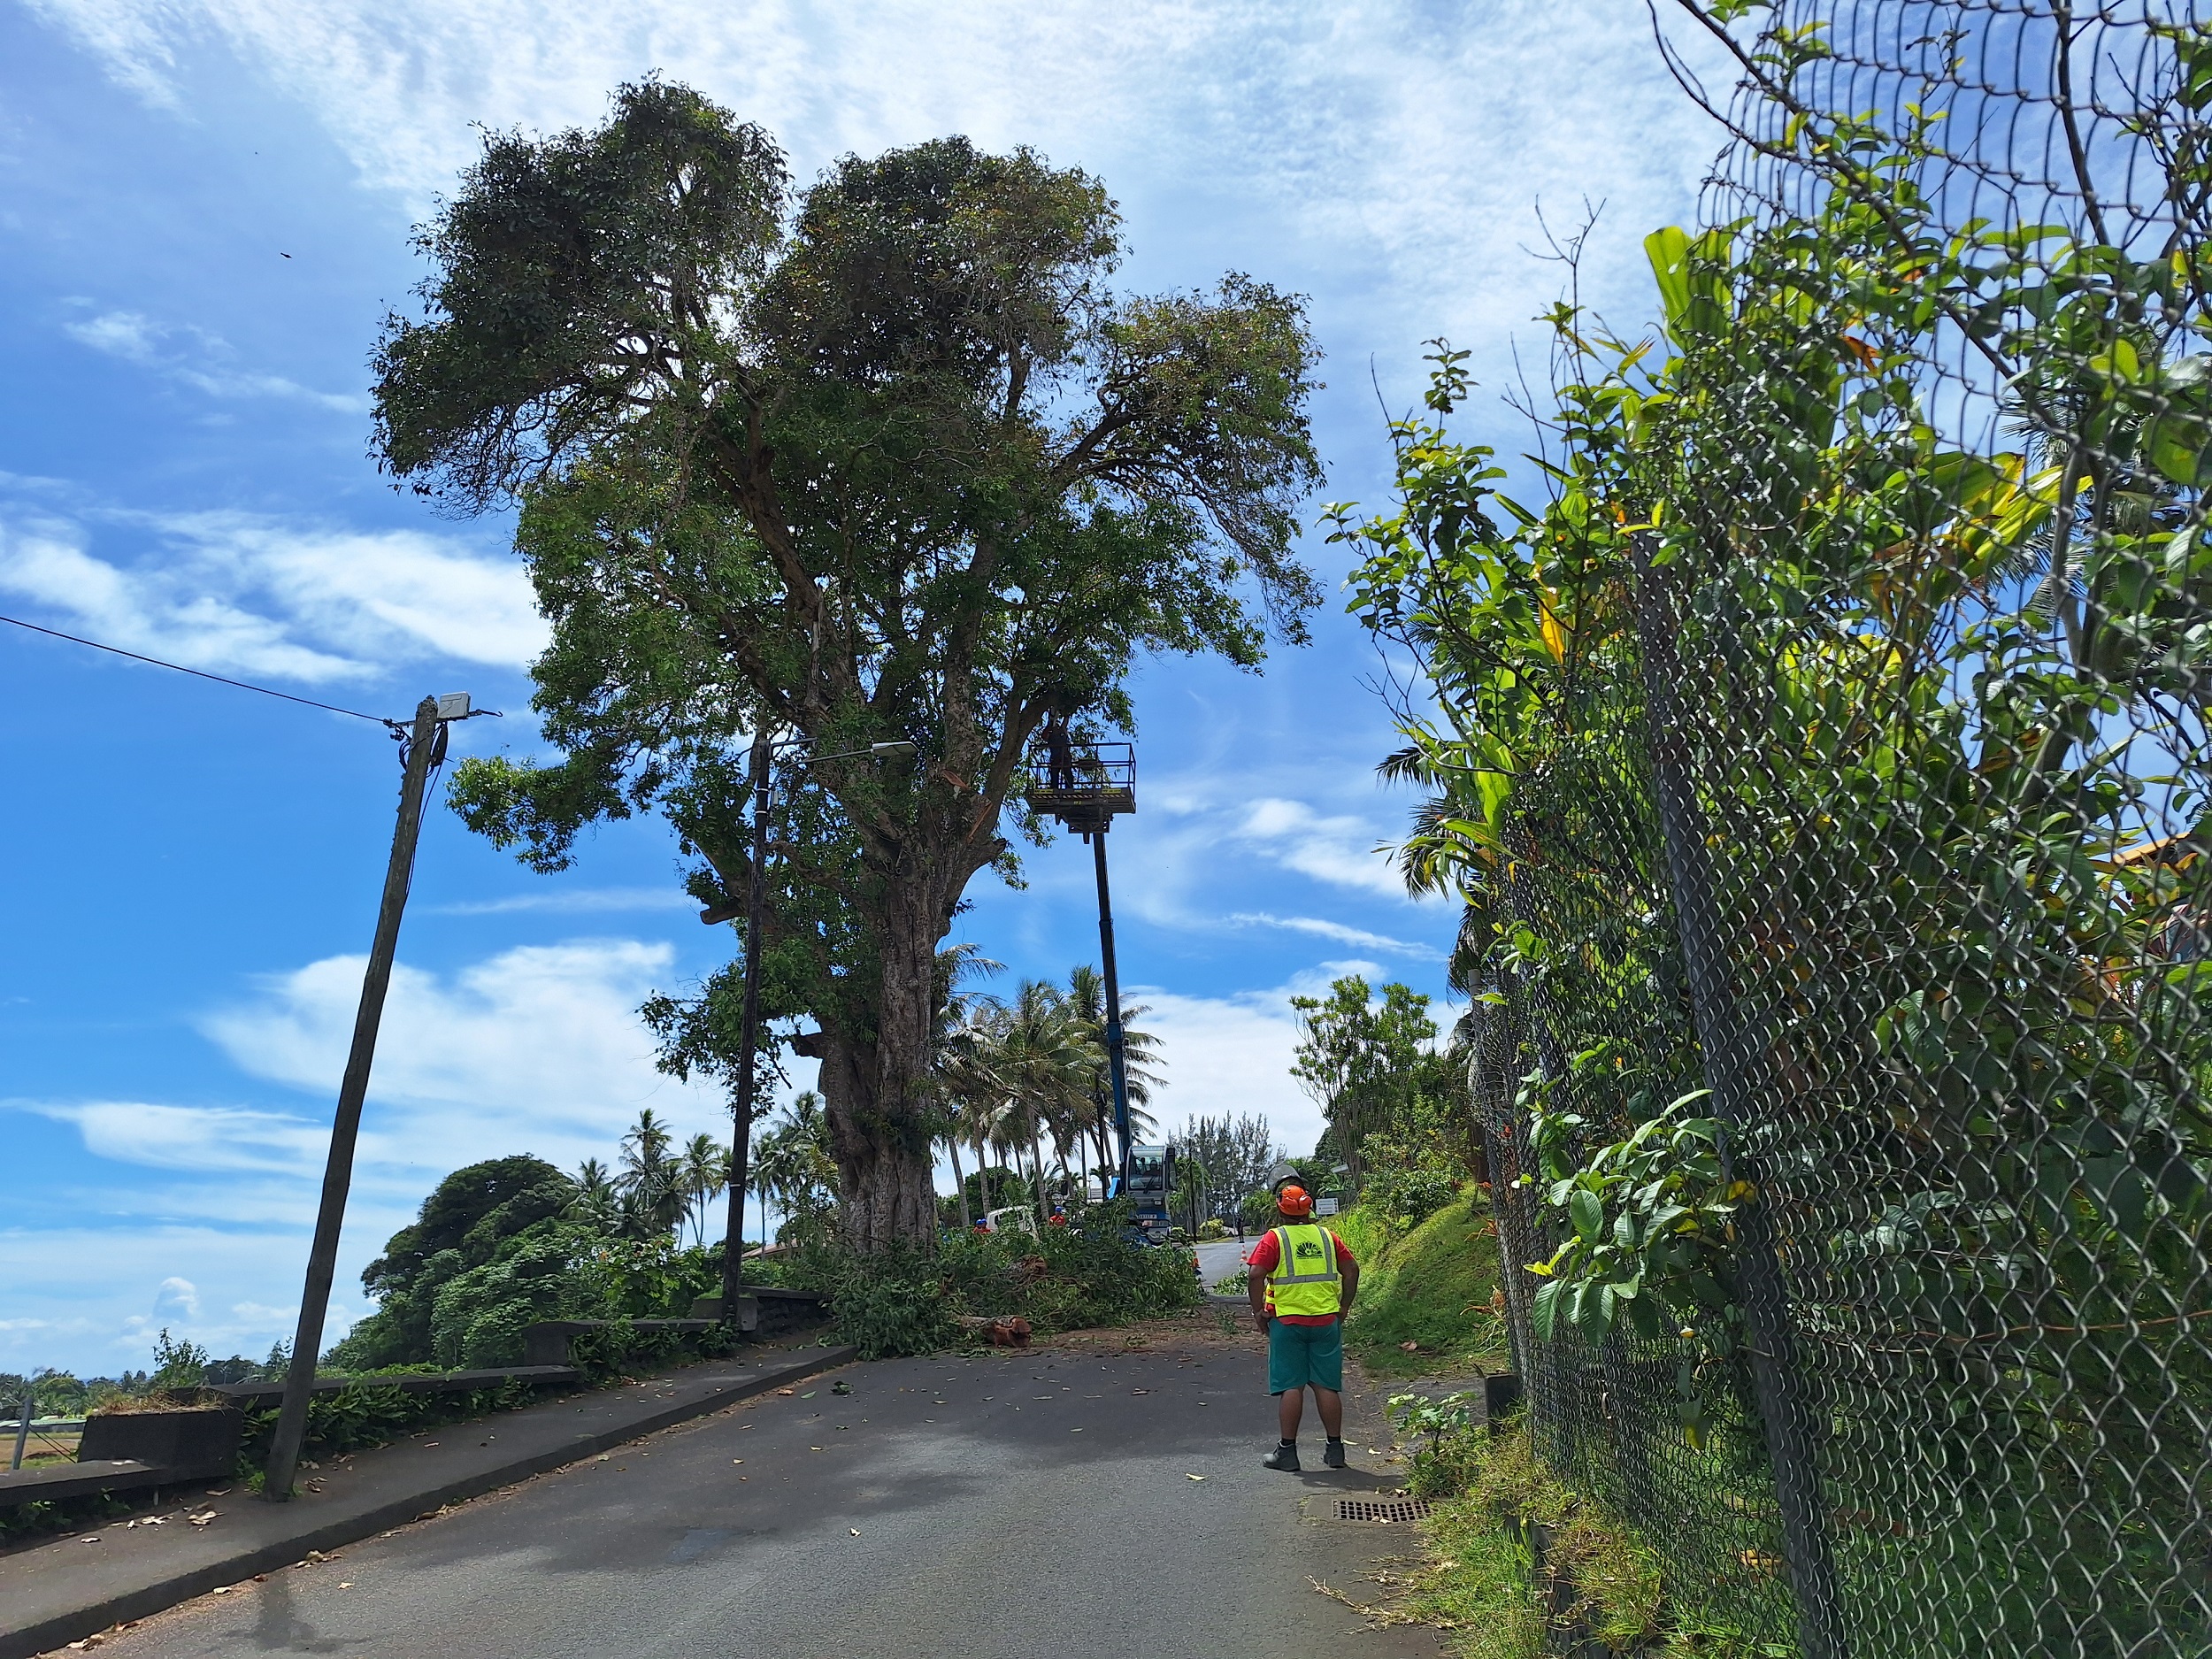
1267;1318;1344;1394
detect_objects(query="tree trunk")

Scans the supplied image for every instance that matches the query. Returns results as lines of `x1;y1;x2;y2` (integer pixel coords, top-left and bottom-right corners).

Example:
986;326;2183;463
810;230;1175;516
949;1137;970;1230
1030;1124;1050;1230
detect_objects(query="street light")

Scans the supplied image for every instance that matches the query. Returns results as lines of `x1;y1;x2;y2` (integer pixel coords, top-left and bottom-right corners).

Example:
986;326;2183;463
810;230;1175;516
699;734;914;1325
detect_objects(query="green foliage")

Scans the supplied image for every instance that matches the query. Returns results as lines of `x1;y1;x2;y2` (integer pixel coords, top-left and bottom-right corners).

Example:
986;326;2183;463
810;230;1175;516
148;1329;211;1393
1337;1191;1511;1377
1402;1424;1780;1659
328;1137;755;1372
826;1247;963;1361
821;1200;1202;1357
1239;1188;1279;1233
1169;1111;1285;1227
233;1374;564;1471
1389;1389;1483;1492
344;1156;578;1366
1358;1132;1463;1235
379;83;1324;1248
1336;16;2212;1647
1522;1089;1739;1342
1290;976;1458;1184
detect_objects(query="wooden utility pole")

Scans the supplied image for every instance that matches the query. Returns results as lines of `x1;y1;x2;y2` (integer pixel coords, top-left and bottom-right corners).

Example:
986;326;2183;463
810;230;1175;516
264;695;442;1501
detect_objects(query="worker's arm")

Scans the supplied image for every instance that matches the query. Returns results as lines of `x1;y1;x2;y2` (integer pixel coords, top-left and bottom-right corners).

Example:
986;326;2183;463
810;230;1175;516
1338;1245;1360;1323
1248;1238;1271;1335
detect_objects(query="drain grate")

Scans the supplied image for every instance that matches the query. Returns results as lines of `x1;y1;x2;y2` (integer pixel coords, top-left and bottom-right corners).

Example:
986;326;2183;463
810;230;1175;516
1333;1498;1434;1524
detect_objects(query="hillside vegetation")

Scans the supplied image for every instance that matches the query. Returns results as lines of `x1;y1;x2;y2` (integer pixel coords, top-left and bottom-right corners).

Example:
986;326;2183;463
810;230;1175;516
1336;1187;1510;1378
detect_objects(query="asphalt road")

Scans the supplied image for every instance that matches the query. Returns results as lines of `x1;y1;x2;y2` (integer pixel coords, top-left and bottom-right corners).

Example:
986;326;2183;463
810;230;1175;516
87;1332;1442;1659
1194;1237;1252;1287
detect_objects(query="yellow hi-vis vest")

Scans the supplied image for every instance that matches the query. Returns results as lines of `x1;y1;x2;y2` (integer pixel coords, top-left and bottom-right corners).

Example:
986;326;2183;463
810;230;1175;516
1266;1224;1342;1317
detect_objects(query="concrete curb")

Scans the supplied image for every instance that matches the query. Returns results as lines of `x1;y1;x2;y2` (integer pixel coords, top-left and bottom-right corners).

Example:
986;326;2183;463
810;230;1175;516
5;1346;856;1659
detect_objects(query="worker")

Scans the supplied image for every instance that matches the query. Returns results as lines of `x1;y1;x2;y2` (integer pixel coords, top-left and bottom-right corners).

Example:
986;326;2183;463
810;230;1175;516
1246;1183;1358;1471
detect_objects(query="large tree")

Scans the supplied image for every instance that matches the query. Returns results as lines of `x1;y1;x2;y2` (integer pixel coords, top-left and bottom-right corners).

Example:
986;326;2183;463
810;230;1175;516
373;83;1323;1249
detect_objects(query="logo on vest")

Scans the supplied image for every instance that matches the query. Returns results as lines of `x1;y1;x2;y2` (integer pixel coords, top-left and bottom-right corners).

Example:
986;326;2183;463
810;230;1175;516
1294;1239;1325;1260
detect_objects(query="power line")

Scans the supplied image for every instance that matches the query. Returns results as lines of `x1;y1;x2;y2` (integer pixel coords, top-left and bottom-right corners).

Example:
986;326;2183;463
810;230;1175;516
0;611;396;726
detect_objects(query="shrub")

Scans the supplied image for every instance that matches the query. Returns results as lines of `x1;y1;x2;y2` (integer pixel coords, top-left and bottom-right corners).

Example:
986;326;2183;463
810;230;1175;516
1359;1158;1463;1236
233;1374;553;1473
822;1200;1202;1358
829;1248;961;1360
149;1329;211;1393
331;1223;728;1370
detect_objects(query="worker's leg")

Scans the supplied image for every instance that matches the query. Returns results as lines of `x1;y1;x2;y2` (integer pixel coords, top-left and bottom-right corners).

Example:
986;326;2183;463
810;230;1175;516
1312;1319;1347;1462
1268;1319;1306;1439
1312;1386;1344;1438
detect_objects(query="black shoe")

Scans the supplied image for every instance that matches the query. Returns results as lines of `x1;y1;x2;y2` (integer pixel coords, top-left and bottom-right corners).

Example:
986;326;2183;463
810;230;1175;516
1322;1439;1347;1469
1262;1442;1302;1472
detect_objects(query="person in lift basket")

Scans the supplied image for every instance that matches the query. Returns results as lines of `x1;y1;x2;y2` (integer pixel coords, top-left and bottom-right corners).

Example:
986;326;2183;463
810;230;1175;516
1245;1184;1359;1471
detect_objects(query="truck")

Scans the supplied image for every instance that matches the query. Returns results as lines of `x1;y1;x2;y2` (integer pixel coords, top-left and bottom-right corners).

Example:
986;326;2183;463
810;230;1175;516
1123;1142;1175;1239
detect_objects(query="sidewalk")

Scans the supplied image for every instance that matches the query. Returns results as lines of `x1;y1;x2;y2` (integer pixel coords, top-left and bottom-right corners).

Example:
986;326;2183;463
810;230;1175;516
0;1342;855;1659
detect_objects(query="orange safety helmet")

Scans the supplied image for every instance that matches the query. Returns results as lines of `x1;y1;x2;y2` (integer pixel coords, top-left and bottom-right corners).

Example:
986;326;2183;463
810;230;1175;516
1276;1183;1314;1217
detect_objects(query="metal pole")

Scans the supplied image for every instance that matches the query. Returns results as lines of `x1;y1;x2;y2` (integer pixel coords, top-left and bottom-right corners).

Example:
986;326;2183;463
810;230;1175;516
10;1390;30;1471
720;731;773;1318
1091;828;1133;1192
265;695;441;1501
1627;535;1846;1659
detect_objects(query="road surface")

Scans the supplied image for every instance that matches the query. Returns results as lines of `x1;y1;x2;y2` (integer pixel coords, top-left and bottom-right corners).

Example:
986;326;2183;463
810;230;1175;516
1194;1237;1252;1287
88;1328;1442;1659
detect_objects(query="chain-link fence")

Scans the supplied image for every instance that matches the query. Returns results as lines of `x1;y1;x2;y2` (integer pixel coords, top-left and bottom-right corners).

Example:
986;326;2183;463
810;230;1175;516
1456;4;2212;1655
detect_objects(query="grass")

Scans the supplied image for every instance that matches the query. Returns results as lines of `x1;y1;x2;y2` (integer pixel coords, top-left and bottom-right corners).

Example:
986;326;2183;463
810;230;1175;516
1337;1190;1512;1378
1402;1423;1789;1659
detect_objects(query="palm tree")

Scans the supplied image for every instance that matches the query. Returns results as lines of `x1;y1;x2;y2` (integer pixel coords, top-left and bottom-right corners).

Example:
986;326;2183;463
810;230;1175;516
678;1133;730;1249
1064;964;1165;1179
994;980;1102;1228
617;1108;686;1239
924;943;1003;1230
938;1021;989;1227
754;1091;839;1245
572;1157;620;1234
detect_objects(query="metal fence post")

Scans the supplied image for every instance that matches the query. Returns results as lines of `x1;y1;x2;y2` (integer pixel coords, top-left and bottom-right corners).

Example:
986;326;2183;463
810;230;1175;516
10;1391;29;1471
1628;534;1847;1659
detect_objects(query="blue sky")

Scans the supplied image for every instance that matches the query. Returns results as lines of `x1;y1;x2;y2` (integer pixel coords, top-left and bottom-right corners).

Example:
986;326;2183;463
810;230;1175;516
0;0;1725;1376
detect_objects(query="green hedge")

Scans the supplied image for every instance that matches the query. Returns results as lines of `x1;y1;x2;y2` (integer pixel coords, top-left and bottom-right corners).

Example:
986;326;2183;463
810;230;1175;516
828;1202;1202;1360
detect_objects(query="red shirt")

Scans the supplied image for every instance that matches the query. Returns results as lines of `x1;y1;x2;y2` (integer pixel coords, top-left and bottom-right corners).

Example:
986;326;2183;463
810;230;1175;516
1247;1226;1356;1325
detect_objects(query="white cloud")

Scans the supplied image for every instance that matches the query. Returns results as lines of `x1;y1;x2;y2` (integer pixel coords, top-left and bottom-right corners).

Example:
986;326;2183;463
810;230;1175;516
1135;961;1385;1154
0;1225;365;1375
1228;910;1442;959
22;0;1732;377
24;1101;329;1174
3;936;738;1373
428;886;697;918
63;307;365;411
0;498;546;682
1235;795;1417;899
201;938;727;1172
64;308;160;362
